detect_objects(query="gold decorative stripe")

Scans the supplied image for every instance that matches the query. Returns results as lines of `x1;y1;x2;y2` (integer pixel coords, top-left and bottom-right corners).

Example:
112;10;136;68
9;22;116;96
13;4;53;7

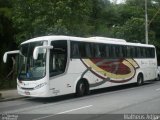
82;59;136;80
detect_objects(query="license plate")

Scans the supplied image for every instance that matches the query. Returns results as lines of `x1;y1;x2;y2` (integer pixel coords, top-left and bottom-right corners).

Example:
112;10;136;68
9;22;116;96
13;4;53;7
25;91;30;95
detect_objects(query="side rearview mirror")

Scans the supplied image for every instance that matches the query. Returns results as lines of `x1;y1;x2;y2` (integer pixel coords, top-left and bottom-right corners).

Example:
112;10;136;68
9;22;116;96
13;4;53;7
33;46;53;60
3;50;20;63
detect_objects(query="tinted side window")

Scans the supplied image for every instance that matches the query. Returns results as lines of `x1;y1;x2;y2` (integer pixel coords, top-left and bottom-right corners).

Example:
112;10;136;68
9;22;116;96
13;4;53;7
126;46;131;58
71;41;93;58
115;45;120;58
116;46;124;58
150;48;155;58
110;45;116;58
146;48;150;58
78;42;86;58
85;43;93;58
122;46;127;58
105;45;110;58
94;44;101;58
71;42;80;58
99;44;106;58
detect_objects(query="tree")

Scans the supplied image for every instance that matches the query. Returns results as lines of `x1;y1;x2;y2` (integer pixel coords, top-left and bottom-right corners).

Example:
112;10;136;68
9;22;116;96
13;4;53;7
112;17;156;43
12;0;93;43
0;0;17;88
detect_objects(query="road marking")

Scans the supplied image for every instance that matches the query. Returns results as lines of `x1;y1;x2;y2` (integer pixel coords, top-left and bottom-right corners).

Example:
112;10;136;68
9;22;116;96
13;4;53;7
57;105;93;114
33;105;93;120
156;88;160;91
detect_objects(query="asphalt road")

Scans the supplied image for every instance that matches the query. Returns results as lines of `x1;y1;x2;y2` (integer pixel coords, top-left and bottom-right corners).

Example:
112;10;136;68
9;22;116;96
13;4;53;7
1;80;160;120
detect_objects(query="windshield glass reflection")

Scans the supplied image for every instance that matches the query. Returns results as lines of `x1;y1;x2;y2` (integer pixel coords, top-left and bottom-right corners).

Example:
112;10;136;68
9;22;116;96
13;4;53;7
18;41;47;80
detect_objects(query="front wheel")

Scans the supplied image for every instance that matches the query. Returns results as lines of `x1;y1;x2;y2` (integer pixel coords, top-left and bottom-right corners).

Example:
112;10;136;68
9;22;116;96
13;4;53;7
76;80;88;97
137;74;144;86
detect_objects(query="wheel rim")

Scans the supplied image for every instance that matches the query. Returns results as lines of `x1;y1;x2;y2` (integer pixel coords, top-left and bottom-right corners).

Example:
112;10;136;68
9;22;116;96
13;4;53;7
137;75;143;85
79;83;85;95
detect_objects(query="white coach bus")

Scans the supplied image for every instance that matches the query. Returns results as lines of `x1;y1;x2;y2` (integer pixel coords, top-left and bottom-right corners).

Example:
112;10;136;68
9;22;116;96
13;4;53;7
3;36;158;97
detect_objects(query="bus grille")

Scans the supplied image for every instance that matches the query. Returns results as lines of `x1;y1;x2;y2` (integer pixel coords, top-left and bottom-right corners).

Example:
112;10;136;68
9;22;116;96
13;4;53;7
21;87;34;91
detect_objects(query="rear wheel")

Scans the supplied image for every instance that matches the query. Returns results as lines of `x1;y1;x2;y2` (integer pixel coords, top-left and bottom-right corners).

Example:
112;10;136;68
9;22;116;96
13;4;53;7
137;74;144;86
158;74;160;81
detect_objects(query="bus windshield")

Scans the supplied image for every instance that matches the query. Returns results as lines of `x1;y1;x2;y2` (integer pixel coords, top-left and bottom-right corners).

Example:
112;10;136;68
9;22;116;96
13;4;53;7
18;41;47;80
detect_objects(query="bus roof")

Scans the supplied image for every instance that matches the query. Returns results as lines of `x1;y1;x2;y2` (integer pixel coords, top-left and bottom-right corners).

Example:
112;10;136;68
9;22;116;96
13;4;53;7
21;35;155;48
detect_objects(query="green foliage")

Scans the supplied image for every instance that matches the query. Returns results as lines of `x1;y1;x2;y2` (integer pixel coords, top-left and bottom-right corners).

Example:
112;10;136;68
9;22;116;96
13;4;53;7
0;0;159;52
1;0;160;87
10;0;160;47
113;17;149;43
11;0;93;43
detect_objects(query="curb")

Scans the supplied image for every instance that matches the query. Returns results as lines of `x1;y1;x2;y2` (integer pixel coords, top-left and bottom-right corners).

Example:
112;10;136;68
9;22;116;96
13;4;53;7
0;96;27;102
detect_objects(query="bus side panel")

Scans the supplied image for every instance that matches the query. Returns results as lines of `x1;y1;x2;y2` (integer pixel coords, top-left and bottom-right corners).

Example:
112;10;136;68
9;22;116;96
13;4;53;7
49;57;157;97
49;59;112;96
136;58;157;81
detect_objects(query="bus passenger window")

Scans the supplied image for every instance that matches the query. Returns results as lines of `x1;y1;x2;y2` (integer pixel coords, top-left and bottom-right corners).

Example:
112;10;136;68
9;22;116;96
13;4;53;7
94;44;101;58
122;46;127;58
119;46;124;58
85;43;92;58
137;47;141;58
71;42;80;58
140;47;145;58
150;48;155;58
99;44;106;58
105;45;109;58
110;45;116;58
115;46;123;58
126;46;131;58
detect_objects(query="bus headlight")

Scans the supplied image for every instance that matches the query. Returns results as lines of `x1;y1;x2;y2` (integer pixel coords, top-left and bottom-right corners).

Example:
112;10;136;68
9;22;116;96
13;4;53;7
34;82;47;90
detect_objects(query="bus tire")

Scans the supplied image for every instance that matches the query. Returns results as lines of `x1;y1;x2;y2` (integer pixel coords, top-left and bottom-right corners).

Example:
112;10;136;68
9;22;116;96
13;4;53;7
76;79;89;97
137;73;144;86
158;74;160;81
